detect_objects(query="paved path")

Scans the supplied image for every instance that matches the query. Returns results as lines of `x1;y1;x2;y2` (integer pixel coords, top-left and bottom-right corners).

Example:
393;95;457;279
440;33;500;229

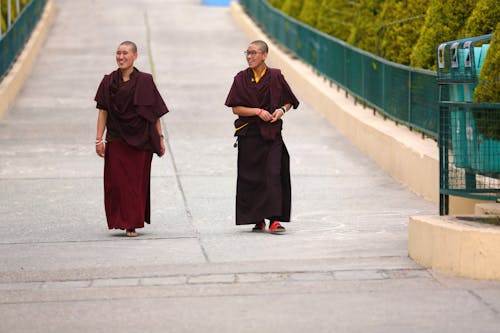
0;0;499;332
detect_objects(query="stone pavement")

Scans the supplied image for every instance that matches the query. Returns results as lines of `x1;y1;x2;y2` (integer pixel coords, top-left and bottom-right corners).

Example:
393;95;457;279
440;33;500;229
0;0;499;332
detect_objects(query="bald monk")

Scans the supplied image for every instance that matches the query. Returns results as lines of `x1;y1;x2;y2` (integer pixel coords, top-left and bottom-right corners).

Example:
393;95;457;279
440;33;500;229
225;40;299;234
94;41;169;237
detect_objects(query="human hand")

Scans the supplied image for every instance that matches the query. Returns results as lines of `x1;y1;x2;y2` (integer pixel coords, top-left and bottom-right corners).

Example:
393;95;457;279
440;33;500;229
96;141;105;158
270;108;285;123
257;108;273;122
159;139;166;157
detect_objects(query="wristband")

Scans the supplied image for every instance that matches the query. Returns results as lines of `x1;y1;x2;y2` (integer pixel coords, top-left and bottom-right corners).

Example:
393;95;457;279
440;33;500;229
281;106;287;113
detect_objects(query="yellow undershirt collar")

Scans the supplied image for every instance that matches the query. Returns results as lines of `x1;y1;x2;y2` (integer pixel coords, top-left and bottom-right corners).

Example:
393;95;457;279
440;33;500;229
252;66;267;84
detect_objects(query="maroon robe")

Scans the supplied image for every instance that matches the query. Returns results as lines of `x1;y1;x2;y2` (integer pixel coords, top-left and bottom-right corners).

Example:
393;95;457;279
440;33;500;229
94;68;169;230
225;67;299;225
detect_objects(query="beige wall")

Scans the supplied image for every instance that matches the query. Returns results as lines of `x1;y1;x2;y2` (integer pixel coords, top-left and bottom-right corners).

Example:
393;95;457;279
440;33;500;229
409;215;500;280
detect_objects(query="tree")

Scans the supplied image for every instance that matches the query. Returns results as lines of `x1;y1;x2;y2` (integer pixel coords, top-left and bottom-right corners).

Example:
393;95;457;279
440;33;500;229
316;0;355;41
377;0;429;65
474;22;500;104
281;0;305;18
268;0;286;9
298;0;322;27
463;0;500;37
347;0;384;54
410;0;476;70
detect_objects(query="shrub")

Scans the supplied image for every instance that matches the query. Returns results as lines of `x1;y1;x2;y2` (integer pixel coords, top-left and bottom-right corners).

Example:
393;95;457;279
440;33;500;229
316;0;355;41
473;23;499;141
280;0;304;18
377;0;429;65
346;0;384;54
474;23;500;104
268;0;286;9
463;0;500;37
410;0;476;70
298;0;321;27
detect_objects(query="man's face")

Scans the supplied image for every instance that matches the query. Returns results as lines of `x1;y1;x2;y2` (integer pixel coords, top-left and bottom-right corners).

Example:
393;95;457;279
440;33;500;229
115;44;137;71
246;44;267;69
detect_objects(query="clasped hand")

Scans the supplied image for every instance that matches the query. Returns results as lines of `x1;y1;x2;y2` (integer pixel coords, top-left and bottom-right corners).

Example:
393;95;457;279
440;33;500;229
257;108;284;123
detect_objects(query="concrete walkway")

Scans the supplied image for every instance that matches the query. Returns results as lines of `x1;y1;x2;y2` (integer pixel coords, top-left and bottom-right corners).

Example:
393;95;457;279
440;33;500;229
0;0;499;332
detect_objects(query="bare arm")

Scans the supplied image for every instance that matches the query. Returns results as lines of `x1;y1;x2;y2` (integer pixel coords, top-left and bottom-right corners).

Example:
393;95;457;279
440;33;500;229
232;106;273;122
232;103;292;123
95;109;107;158
156;118;166;157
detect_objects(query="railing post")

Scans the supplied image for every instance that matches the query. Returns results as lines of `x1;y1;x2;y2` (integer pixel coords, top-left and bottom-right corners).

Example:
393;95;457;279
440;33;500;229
408;71;412;125
8;0;12;29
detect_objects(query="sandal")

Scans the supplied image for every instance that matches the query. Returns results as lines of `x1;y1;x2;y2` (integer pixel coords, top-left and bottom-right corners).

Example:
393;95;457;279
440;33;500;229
126;229;138;237
269;221;286;234
252;221;266;232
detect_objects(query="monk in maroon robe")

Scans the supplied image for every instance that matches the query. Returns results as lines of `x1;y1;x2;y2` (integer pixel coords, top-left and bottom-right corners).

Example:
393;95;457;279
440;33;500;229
225;40;299;234
94;41;169;237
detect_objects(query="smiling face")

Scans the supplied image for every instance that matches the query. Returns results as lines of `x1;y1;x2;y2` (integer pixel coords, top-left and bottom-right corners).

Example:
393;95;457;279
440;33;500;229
115;43;137;71
246;43;267;70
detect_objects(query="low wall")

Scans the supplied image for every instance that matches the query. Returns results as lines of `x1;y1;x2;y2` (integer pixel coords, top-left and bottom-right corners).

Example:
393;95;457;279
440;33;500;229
409;215;500;280
230;3;439;204
0;0;55;121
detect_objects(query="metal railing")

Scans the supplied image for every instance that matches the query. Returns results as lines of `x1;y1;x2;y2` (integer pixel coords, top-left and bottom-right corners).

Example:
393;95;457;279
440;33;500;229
240;0;439;138
439;102;500;213
1;0;46;79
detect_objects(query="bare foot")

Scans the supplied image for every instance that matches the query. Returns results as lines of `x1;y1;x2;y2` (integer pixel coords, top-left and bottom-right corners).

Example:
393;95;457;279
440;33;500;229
126;229;138;237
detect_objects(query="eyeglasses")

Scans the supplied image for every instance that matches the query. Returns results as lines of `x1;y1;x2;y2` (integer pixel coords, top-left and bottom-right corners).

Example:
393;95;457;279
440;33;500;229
244;50;263;56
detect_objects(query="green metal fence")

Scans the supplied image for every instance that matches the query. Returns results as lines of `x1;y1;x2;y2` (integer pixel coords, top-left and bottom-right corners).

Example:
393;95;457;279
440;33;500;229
240;0;438;138
0;0;46;80
439;102;500;213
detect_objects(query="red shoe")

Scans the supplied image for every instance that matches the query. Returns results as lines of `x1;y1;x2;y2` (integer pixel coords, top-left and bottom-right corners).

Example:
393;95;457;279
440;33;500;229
252;221;266;232
269;221;286;234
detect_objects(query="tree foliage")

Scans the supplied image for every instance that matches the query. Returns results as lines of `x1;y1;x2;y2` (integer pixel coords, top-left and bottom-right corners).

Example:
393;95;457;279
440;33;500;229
410;0;476;70
346;0;384;54
298;0;322;27
474;22;500;104
376;0;429;65
463;0;500;37
268;0;286;9
280;0;304;18
316;0;356;41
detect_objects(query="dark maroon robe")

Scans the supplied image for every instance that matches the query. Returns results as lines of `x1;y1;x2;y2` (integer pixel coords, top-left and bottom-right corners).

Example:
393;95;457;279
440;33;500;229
94;68;169;230
225;67;299;225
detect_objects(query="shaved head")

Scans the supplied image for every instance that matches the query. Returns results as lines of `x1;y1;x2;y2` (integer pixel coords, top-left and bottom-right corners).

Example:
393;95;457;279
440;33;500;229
250;40;268;54
119;41;137;53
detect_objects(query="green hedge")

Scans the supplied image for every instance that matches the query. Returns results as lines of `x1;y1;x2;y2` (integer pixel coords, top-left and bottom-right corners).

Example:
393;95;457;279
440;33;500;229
377;0;429;65
475;23;500;104
298;0;321;27
473;22;500;141
410;0;476;70
463;0;500;37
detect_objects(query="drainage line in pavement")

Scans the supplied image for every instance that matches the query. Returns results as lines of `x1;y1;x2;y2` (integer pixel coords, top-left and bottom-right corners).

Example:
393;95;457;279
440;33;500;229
143;10;210;263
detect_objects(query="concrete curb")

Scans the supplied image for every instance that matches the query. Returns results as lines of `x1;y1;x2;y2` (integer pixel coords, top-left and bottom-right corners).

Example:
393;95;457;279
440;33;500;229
0;0;55;121
409;215;500;280
230;3;439;203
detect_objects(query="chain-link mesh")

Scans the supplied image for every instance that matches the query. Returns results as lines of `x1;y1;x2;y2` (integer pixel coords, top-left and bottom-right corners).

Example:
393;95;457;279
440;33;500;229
440;102;500;200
